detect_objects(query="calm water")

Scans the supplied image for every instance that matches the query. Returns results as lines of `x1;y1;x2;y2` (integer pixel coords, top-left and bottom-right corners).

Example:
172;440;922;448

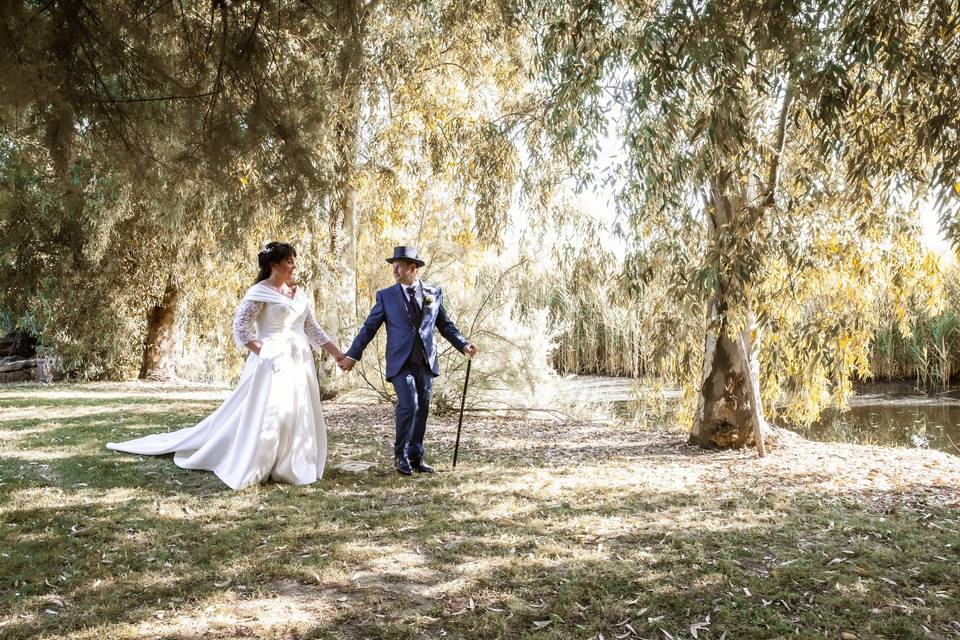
566;376;960;455
797;382;960;454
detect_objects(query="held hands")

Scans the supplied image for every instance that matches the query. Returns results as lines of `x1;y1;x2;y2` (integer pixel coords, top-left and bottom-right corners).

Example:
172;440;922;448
336;355;356;372
464;343;478;358
322;342;354;372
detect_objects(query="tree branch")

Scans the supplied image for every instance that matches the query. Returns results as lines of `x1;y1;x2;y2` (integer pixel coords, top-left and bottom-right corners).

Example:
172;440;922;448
764;79;793;207
82;90;222;104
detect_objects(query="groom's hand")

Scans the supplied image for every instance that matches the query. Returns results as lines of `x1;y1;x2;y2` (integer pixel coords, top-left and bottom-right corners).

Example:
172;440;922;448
339;356;356;372
464;343;478;358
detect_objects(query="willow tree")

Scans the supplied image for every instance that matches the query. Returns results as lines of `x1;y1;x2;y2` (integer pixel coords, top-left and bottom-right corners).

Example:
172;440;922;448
535;0;958;451
311;0;530;350
2;0;531;379
0;0;341;377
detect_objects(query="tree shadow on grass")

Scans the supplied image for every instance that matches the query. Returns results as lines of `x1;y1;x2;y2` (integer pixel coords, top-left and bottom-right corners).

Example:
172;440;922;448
0;464;494;638
4;409;216;446
2;388;958;639
430;437;721;470
0;453;231;499
4;453;957;639
296;486;960;640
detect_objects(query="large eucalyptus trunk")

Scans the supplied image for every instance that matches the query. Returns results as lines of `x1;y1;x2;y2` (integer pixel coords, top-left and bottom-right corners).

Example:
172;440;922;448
689;83;791;452
325;1;366;348
689;305;769;451
138;278;180;380
689;178;770;453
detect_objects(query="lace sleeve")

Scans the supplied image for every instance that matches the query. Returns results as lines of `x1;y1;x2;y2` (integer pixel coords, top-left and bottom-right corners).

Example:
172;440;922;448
303;304;331;351
232;299;263;348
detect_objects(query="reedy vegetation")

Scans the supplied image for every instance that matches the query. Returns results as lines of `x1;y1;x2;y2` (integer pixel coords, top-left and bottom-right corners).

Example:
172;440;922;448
867;260;960;390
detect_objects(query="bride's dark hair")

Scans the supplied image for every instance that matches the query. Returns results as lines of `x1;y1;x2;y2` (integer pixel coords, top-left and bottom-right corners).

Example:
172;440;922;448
256;242;297;283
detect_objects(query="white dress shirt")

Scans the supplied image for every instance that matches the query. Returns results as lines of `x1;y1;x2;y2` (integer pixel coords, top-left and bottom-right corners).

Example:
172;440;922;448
403;280;424;308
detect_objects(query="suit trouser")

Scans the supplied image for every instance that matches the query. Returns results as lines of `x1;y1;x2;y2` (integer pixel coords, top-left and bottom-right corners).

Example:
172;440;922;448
391;361;434;460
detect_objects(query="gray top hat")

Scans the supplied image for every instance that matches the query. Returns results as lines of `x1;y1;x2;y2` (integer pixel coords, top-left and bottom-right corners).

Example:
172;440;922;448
386;245;425;267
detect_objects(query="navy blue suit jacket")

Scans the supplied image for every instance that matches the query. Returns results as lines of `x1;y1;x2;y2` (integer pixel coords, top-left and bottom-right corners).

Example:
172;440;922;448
345;282;469;380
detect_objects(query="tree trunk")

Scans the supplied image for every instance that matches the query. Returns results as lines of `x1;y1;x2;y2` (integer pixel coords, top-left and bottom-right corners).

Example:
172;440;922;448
327;122;359;343
138;278;180;380
688;81;791;453
324;0;366;348
689;305;770;450
689;177;770;452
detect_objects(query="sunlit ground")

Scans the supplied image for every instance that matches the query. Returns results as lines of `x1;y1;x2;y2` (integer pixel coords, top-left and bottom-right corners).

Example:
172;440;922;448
1;382;959;639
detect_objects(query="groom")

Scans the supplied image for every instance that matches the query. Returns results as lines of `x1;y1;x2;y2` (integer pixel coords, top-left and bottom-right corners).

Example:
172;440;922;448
340;246;478;475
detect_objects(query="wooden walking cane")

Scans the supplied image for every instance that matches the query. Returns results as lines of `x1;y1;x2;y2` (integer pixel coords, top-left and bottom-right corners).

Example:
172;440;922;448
452;357;472;468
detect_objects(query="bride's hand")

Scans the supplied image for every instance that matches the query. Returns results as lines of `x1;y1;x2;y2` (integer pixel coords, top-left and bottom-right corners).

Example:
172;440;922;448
246;340;262;356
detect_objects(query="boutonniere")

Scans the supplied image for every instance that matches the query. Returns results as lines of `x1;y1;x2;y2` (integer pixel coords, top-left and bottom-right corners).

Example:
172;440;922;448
424;293;436;305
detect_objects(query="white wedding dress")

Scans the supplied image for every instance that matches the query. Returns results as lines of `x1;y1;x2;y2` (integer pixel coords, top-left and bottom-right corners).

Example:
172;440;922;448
107;283;330;490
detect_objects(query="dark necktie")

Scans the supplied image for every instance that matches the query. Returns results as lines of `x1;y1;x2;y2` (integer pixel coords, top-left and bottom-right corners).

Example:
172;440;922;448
406;286;422;321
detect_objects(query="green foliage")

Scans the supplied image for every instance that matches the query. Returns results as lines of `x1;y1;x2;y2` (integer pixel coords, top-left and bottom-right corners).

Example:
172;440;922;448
531;0;960;425
0;0;537;381
0;0;346;375
2;0;958;422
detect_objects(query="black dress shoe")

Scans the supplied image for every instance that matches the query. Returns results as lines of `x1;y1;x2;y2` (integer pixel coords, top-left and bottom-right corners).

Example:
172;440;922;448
410;459;436;474
395;457;413;476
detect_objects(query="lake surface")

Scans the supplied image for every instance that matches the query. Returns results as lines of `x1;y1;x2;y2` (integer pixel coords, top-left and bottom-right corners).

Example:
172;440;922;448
798;382;960;455
564;376;960;455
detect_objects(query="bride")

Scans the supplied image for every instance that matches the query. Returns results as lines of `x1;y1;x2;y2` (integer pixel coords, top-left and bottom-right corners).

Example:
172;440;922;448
107;242;346;490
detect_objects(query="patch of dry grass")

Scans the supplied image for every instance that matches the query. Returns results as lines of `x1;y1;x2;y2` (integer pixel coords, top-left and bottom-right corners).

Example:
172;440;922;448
1;382;959;639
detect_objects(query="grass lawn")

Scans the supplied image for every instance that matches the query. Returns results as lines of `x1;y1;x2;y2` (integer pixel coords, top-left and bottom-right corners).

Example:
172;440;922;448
1;382;959;639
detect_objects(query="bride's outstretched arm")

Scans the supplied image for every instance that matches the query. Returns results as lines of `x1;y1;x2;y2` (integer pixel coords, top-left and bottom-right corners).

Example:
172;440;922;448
304;304;346;361
233;299;264;354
